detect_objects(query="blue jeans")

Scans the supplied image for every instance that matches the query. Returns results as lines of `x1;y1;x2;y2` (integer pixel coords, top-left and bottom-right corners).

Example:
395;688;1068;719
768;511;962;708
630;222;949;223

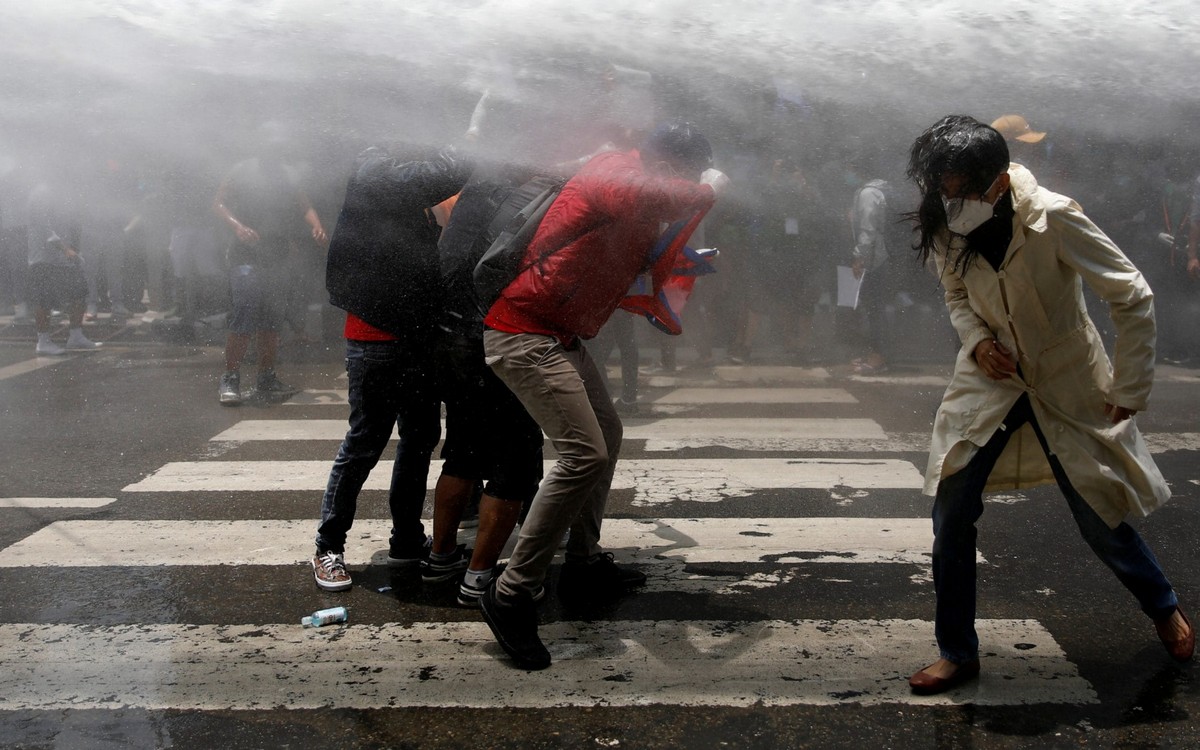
932;393;1178;664
314;339;440;554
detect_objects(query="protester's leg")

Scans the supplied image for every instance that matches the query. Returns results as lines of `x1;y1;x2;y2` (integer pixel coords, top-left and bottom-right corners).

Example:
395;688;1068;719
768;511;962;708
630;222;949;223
459;366;545;602
254;330;280;372
386;351;441;553
431;473;474;555
314;340;402;554
1026;419;1179;621
613;312;638;404
565;342;623;562
485;331;612;601
930;395;1028;666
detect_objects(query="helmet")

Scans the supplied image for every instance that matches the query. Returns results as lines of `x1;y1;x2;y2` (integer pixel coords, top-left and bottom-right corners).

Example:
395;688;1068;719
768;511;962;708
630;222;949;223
642;121;712;177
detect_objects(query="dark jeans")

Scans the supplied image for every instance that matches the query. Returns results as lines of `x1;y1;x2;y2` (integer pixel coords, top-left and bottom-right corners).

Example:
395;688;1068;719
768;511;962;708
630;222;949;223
314;338;440;554
587;311;638;402
932;394;1178;663
858;261;894;360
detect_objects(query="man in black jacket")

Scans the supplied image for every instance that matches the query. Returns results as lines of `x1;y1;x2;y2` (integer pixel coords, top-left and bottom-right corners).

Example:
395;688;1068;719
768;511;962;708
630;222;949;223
311;144;472;591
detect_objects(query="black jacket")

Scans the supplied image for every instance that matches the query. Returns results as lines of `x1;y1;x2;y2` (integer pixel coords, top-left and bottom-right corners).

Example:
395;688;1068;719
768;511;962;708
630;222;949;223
325;145;472;342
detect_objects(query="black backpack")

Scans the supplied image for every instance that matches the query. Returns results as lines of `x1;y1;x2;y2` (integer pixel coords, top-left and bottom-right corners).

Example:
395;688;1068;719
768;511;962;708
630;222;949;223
472;174;566;309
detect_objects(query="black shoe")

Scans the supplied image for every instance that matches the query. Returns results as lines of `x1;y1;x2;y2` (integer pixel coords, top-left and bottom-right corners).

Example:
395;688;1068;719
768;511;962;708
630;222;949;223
420;544;471;583
253;370;298;402
558;552;646;603
479;581;551;670
387;535;432;567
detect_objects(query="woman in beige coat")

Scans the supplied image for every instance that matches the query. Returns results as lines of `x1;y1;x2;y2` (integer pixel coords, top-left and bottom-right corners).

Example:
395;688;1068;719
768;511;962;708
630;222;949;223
904;115;1192;696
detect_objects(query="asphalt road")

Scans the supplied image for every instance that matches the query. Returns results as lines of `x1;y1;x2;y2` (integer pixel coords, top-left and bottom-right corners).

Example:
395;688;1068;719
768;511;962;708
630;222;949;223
0;328;1197;749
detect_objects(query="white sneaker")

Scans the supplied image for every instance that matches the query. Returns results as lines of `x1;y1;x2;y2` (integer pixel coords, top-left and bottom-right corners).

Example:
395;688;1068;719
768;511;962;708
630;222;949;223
65;332;102;350
35;339;66;356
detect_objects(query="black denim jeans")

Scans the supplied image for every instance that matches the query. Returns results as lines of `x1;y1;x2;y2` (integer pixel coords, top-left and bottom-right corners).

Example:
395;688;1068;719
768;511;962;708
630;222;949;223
314;339;440;554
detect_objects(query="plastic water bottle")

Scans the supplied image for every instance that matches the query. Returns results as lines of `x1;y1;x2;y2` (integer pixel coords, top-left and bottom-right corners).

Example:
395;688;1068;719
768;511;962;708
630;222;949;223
301;606;348;628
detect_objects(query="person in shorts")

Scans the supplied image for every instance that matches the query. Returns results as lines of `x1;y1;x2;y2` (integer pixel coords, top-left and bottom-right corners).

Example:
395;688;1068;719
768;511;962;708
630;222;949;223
211;124;327;405
26;178;101;355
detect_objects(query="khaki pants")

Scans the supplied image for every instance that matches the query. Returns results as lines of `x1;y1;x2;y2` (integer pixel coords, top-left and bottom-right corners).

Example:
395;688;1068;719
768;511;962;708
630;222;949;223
483;329;623;600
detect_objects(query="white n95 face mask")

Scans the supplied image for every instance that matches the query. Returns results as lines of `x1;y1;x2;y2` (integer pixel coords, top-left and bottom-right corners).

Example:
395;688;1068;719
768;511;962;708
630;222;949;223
943;177;1001;235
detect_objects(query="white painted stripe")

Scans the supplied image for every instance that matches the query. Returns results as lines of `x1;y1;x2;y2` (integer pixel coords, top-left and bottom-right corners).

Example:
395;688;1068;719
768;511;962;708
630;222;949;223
627;366;834;388
643;432;1199;454
714;365;831;383
654;388;857;404
0;517;946;568
122;457;923;495
0;497;116;509
286;387;859;407
848;374;952;386
0;356;74;382
209;418;888;443
1145;433;1200;452
0;619;1094;709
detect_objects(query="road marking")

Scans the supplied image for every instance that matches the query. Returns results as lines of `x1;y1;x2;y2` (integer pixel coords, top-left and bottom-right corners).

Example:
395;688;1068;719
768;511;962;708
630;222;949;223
654;388;857;404
286;387;860;407
0;619;1095;709
0;517;947;568
0;497;116;509
0;356;74;382
122;457;923;496
209;418;888;443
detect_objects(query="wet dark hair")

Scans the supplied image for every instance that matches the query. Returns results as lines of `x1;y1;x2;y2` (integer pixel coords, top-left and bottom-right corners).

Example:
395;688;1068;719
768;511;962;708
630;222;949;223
905;115;1009;271
642;120;713;179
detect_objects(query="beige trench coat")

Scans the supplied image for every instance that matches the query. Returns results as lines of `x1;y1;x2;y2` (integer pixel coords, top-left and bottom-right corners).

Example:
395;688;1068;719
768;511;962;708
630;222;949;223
925;164;1170;528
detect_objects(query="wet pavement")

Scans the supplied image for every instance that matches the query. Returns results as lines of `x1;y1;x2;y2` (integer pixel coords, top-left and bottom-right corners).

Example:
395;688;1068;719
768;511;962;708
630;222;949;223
0;315;1198;749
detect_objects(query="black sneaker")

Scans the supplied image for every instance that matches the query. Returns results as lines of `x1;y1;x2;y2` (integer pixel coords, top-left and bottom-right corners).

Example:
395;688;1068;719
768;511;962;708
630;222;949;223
253;370;298;403
388;535;432;567
420;544;471;583
457;565;545;608
479;581;550;670
219;371;241;406
558;552;646;603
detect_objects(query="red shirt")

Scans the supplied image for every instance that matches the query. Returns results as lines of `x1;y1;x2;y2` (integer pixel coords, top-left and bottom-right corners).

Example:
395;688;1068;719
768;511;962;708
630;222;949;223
344;313;398;342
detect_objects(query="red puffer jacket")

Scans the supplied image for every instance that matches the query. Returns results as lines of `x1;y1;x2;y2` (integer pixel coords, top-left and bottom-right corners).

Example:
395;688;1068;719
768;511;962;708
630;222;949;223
485;150;715;342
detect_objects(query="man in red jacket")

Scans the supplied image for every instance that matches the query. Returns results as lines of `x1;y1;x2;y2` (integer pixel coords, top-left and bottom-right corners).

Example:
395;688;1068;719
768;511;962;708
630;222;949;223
479;122;729;669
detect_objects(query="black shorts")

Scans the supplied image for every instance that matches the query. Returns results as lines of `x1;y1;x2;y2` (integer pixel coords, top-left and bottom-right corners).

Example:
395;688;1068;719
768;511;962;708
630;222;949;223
437;336;543;504
228;264;288;334
28;263;87;310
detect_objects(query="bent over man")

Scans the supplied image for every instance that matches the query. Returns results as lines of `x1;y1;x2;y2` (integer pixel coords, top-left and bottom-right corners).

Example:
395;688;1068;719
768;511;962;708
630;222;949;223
479;122;728;669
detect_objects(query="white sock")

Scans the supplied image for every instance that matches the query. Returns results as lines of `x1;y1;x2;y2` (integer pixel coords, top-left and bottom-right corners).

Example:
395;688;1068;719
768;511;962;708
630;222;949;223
463;568;492;587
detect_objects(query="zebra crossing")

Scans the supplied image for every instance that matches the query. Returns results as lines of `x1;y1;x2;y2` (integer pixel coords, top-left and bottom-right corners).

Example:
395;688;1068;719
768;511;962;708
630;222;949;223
0;364;1108;710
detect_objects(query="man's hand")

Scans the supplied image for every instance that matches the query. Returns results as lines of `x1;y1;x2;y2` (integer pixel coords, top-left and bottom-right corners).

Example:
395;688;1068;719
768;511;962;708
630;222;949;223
974;339;1017;380
1104;403;1138;424
312;223;329;249
1188;255;1199;279
234;224;260;246
700;168;730;196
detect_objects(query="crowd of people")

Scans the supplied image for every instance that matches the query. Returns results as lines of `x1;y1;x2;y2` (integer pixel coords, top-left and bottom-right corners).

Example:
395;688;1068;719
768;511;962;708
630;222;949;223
1;69;1197;689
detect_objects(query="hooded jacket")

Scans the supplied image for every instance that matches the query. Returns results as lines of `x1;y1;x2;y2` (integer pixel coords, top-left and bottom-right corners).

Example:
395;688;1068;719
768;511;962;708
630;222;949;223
483;150;714;342
325;146;471;343
926;163;1169;527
